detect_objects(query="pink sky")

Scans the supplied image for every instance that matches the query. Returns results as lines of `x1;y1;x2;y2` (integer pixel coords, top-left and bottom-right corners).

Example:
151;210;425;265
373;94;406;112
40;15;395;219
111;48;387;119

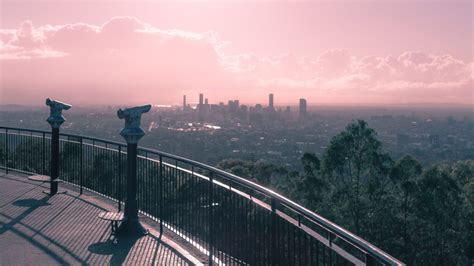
0;0;472;106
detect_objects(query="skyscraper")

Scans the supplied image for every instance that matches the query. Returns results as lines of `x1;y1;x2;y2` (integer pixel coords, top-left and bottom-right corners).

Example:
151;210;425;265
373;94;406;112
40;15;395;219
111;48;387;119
269;93;274;109
299;98;307;118
199;93;204;106
183;95;186;109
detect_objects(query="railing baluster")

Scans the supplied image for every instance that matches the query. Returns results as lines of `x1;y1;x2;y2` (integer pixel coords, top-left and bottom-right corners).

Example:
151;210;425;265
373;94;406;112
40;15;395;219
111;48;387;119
159;154;163;236
366;254;376;266
208;171;214;265
5;128;8;174
271;198;279;265
80;137;83;195
117;145;122;210
175;160;179;236
329;231;333;266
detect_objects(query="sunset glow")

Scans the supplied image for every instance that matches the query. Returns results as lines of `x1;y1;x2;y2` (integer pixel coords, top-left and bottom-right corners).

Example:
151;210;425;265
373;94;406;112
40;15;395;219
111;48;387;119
1;0;472;106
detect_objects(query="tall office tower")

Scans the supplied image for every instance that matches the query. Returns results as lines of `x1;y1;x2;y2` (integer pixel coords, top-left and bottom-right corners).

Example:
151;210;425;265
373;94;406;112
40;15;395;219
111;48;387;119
269;93;274;109
299;98;307;118
183;95;186;109
234;100;239;108
199;93;204;106
205;98;209;105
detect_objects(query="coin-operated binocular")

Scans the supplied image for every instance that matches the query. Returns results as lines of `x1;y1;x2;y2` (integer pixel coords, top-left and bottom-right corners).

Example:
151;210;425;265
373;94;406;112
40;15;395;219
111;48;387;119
116;104;152;236
117;104;152;144
44;98;71;196
46;98;72;128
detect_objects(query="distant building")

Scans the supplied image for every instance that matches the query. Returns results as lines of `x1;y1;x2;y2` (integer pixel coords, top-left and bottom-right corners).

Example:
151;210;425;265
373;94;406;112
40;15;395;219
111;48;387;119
429;134;440;148
299;98;307;118
183;95;186;109
198;93;204;121
240;105;249;120
199;93;204;107
269;93;274;109
397;134;409;147
227;100;240;113
447;135;456;145
205;98;209;105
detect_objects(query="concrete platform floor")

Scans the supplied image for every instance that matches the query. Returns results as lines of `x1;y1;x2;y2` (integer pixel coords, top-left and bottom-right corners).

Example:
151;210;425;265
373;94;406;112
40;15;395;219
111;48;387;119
0;173;203;265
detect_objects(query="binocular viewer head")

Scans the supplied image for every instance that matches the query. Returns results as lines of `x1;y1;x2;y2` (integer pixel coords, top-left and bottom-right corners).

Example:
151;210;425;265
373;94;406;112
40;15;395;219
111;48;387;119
46;98;72;110
45;98;72;128
117;105;151;119
117;104;152;143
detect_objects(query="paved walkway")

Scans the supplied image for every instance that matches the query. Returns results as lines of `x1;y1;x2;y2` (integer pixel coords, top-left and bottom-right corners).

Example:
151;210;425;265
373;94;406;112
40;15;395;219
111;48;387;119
0;173;202;265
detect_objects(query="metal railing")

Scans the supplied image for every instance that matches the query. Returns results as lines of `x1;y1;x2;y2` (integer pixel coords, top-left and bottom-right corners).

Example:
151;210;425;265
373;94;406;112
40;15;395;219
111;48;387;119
0;126;404;266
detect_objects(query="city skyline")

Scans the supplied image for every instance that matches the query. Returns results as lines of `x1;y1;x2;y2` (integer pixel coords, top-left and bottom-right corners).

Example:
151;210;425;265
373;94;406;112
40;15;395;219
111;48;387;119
1;0;472;106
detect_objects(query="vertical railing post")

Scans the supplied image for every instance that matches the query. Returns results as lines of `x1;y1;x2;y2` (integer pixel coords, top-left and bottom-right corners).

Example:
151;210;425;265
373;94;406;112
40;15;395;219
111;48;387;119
208;171;214;265
45;98;71;196
42;132;45;175
328;232;333;265
159;154;163;236
80;137;83;195
271;197;279;266
116;104;151;237
5;128;8;174
366;254;377;266
117;145;122;211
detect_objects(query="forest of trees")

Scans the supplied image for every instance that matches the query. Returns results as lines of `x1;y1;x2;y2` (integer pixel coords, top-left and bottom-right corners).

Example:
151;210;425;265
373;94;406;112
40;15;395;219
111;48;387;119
217;120;473;265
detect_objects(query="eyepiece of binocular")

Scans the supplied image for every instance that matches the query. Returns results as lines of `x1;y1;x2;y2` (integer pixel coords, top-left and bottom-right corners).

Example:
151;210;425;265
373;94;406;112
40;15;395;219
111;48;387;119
117;105;152;119
46;98;72;110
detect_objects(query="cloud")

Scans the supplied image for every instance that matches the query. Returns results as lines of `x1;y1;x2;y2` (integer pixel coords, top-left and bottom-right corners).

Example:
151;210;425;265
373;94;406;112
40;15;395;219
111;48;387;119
1;17;230;104
232;49;472;103
0;17;472;105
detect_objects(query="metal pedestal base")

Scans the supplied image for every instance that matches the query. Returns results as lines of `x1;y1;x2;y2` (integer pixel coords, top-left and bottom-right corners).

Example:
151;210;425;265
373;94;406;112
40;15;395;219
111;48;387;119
28;175;51;182
42;190;67;196
115;219;148;237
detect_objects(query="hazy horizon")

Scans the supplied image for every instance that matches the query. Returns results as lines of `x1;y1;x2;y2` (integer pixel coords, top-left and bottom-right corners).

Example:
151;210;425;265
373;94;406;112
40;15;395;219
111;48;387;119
1;0;473;106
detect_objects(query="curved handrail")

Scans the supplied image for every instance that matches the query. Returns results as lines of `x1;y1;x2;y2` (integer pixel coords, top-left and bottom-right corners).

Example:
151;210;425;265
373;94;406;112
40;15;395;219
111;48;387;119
0;126;404;265
139;147;402;265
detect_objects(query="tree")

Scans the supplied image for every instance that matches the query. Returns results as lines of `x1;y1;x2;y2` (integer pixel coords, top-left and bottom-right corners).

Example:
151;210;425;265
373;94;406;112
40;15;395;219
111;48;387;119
216;122;473;264
11;139;46;174
60;140;82;182
91;151;120;197
389;155;422;263
216;159;287;187
285;153;327;211
412;166;463;265
450;161;474;263
322;120;392;234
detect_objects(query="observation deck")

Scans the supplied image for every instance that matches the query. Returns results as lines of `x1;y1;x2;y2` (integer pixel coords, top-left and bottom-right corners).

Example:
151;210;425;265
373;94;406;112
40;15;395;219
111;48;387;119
0;173;201;265
0;126;404;265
